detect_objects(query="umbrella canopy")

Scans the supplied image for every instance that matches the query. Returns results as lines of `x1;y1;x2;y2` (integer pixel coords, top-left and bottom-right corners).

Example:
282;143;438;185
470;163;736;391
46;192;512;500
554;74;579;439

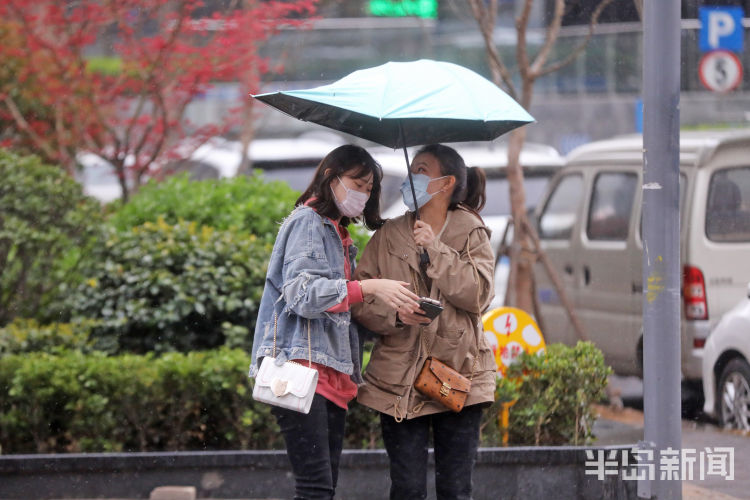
253;59;534;266
253;59;534;149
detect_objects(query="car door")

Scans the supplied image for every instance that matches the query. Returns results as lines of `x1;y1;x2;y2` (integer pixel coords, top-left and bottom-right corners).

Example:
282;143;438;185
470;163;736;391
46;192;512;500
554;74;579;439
576;168;642;374
534;171;586;347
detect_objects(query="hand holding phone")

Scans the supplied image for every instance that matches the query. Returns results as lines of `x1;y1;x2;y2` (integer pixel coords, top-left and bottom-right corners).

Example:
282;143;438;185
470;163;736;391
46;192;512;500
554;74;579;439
417;297;443;320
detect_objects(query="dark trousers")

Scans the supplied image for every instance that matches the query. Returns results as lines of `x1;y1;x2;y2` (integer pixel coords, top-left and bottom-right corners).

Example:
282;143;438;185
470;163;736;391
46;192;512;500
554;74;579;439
380;405;483;500
272;394;347;500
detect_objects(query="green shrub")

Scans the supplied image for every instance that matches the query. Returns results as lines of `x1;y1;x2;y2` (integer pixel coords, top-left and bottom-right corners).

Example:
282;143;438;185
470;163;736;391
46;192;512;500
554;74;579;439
66;219;271;353
0;318;102;357
0;348;280;453
0;340;611;453
481;341;612;446
107;173;298;243
0;149;102;325
107;172;372;253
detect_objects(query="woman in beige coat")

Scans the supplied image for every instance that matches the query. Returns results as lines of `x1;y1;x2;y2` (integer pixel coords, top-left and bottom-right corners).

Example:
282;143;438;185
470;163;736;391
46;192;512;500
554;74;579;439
352;144;497;500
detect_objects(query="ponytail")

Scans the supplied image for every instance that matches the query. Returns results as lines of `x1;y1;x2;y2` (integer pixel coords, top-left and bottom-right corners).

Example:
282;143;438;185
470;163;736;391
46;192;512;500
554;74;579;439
463;166;487;212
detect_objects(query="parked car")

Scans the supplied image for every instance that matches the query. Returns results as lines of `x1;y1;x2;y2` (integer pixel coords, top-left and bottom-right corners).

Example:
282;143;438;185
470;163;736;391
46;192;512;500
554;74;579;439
76;133;346;202
174;134;343;189
530;129;750;399
378;141;565;308
172;133;414;208
702;282;750;430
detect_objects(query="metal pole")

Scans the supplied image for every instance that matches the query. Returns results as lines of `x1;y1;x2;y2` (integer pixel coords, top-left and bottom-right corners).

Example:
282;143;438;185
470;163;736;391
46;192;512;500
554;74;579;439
641;0;682;498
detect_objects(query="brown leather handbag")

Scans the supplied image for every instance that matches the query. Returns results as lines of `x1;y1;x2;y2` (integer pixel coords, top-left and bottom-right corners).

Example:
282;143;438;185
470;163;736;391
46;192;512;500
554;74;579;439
415;356;472;413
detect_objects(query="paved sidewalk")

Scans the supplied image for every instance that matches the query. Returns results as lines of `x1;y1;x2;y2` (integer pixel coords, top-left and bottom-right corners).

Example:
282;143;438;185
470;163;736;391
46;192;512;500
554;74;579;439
593;404;748;500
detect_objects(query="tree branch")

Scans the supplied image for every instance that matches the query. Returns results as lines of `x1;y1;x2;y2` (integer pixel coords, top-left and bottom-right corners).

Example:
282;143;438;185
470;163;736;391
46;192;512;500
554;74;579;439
529;0;565;78
467;0;517;97
537;0;615;78
2;95;57;160
516;0;534;84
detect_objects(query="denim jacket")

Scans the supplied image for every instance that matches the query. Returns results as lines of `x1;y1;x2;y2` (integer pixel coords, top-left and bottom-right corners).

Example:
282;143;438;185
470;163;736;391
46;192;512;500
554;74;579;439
248;205;364;384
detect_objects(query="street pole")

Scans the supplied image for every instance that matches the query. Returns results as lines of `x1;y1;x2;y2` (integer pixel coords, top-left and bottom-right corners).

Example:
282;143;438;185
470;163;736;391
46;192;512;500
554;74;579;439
641;0;682;498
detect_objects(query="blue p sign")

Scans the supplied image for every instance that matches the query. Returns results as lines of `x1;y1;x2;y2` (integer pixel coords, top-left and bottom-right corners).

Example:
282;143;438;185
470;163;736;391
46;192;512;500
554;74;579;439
699;7;744;53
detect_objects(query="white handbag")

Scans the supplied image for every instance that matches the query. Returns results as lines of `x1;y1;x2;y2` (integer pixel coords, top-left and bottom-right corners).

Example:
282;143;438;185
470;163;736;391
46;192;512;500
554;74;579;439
252;314;318;414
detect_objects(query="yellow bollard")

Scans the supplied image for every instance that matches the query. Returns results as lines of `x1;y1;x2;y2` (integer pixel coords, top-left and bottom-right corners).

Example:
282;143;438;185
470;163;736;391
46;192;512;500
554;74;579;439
499;400;516;447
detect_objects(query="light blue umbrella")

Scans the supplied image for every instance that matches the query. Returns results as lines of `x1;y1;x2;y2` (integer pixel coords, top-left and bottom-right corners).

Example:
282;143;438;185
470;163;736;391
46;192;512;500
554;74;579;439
253;59;534;264
254;59;534;149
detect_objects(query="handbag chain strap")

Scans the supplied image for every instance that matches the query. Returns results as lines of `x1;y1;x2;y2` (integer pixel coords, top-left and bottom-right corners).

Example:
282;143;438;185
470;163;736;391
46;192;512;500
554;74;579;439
411;232;482;381
273;312;312;368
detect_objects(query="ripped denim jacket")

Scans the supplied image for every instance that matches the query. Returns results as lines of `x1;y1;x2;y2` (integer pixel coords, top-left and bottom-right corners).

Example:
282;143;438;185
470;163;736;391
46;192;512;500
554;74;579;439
248;205;363;383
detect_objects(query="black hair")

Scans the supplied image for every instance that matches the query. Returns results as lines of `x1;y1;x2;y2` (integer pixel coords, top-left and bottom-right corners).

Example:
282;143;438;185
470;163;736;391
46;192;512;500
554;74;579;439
414;144;487;213
296;144;384;230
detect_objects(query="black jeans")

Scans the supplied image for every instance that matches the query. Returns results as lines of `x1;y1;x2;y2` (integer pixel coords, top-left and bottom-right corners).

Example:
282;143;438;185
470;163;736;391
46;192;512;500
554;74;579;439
380;405;483;500
272;394;347;500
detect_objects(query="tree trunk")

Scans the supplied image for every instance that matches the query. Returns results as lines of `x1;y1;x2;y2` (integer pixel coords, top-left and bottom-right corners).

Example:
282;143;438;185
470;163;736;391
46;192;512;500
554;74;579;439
506;127;535;313
115;162;130;204
237;100;256;176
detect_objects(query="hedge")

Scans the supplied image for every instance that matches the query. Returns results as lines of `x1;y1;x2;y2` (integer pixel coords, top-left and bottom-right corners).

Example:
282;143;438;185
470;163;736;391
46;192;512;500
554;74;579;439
0;149;102;325
106;173;299;243
106;172;372;257
0;339;610;454
0;348;280;453
66;219;271;354
0;318;101;357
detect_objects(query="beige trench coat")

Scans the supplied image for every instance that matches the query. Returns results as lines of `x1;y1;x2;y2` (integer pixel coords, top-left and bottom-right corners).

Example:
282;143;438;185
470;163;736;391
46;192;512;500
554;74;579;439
352;206;498;420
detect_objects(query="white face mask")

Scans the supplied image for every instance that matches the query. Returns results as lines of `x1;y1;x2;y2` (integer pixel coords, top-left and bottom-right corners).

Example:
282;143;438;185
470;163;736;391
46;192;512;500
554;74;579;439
332;176;370;218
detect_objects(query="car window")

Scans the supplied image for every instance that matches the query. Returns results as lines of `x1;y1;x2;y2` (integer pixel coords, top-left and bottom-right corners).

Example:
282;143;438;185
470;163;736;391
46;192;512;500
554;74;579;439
483;176;551;216
538;174;584;240
587;172;638;241
706;166;750;242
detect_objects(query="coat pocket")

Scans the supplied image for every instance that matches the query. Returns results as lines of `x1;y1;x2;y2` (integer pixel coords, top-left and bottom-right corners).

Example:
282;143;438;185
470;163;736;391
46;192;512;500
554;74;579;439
433;328;464;349
364;344;413;386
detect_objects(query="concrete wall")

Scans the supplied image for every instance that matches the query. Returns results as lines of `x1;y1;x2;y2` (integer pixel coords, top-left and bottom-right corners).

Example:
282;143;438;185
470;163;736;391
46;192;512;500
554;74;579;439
0;446;638;499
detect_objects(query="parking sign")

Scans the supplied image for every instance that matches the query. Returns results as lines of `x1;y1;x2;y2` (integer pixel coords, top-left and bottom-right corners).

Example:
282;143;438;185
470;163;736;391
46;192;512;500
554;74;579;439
699;7;744;52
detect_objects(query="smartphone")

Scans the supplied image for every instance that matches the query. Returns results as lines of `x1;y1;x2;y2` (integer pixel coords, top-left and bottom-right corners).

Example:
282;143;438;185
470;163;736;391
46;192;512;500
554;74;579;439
417;297;443;320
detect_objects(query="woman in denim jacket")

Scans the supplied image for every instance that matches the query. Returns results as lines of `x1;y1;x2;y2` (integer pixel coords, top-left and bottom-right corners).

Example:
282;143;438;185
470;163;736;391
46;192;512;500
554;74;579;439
250;145;420;500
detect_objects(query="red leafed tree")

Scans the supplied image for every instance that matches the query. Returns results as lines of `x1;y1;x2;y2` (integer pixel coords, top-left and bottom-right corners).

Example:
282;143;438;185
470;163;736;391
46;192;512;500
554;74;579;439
0;0;316;202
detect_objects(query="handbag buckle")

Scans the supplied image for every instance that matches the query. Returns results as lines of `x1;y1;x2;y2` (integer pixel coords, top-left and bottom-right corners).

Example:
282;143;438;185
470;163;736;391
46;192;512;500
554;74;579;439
439;382;451;397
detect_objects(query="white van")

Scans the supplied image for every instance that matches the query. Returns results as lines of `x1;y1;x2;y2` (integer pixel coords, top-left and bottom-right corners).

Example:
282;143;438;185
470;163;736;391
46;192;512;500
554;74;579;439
377;141;565;308
532;129;750;394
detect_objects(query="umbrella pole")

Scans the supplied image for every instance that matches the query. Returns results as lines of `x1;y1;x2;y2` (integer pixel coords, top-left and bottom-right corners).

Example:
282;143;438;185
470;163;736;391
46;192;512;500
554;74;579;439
398;122;430;269
398;123;420;221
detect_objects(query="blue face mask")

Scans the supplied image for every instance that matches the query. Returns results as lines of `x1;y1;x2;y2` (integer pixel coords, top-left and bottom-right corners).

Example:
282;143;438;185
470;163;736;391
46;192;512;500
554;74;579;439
400;173;449;211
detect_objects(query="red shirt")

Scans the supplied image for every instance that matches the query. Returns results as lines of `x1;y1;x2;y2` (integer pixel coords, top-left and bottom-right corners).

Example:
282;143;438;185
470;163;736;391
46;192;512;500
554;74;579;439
293;202;362;409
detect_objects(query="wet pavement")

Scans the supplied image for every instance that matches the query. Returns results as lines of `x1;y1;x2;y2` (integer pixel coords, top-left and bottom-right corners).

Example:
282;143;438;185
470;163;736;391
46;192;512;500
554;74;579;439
597;375;750;500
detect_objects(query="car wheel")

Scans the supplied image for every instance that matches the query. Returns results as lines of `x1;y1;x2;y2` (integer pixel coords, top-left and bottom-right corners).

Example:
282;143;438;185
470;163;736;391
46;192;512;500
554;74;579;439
717;358;750;431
